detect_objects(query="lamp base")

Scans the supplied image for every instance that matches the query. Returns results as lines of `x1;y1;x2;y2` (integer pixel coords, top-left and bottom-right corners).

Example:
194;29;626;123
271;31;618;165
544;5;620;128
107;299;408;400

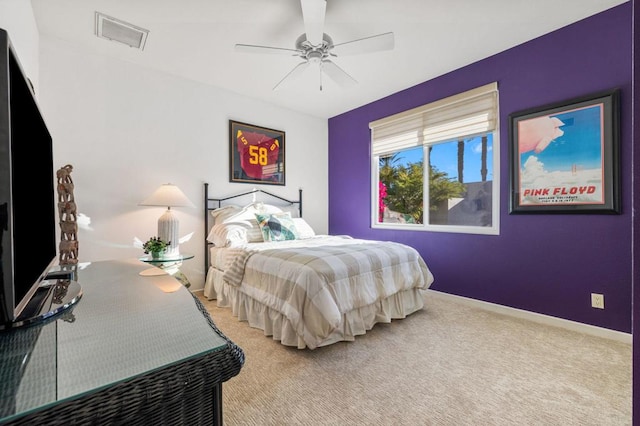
158;208;180;256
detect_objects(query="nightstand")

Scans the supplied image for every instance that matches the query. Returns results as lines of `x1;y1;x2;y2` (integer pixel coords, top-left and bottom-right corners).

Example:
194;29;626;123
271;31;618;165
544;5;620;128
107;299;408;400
139;253;194;288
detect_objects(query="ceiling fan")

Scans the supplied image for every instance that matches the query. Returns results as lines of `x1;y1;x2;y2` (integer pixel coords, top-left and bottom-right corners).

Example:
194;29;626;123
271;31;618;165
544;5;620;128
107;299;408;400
235;0;394;91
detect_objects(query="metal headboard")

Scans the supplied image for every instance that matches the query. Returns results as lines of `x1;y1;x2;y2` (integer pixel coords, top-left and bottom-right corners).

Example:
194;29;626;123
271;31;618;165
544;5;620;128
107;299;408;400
203;182;303;273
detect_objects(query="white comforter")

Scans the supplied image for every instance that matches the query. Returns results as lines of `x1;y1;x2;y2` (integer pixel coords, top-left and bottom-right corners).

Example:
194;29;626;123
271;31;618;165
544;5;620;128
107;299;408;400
221;235;434;349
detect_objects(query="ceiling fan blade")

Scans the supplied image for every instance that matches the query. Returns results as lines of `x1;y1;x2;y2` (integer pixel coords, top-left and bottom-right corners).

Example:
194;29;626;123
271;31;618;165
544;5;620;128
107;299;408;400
322;60;357;88
273;61;311;91
300;0;326;46
235;43;300;55
332;32;395;56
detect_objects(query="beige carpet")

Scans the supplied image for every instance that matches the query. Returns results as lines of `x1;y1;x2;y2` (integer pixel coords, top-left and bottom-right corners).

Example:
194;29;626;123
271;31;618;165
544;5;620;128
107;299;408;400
197;292;631;426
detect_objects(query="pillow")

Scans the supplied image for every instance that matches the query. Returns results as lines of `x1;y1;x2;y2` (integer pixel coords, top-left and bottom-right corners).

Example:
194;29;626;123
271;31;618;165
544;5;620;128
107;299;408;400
244;218;265;243
210;205;242;225
255;212;299;242
249;202;284;215
280;204;301;218
222;202;283;224
206;223;248;247
212;204;272;243
292;218;316;239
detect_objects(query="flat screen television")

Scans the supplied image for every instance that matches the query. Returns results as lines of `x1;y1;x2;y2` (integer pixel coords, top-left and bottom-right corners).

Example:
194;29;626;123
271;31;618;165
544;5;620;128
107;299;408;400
0;28;62;326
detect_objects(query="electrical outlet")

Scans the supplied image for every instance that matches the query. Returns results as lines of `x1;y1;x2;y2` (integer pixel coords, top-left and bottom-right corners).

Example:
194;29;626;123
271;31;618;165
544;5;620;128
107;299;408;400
591;293;605;309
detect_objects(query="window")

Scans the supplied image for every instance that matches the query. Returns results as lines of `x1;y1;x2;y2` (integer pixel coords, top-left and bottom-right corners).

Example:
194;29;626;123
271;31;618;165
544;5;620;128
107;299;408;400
370;83;499;235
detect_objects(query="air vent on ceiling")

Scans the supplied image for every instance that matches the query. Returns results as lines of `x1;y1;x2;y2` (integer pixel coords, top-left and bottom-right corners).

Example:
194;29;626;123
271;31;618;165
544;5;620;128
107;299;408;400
95;12;149;50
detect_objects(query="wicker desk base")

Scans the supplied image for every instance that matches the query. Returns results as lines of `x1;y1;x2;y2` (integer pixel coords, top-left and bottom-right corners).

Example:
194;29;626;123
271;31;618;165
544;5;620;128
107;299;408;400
3;295;244;426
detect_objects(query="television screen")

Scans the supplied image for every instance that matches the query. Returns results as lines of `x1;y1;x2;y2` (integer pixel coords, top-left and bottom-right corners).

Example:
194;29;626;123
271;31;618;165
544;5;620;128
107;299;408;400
0;29;57;324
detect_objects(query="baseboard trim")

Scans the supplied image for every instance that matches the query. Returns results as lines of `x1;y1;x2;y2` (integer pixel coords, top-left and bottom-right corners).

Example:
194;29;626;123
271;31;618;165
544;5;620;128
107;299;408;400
426;289;632;344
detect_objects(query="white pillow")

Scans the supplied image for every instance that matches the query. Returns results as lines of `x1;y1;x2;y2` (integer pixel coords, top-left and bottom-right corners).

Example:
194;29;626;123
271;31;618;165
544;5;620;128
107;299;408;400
222;202;283;223
210;205;242;225
206;223;248;247
280;204;301;218
292;218;316;239
209;214;264;245
250;202;284;214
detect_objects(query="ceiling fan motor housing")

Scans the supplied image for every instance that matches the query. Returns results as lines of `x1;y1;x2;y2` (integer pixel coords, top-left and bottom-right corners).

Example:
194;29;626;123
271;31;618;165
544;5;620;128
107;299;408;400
295;33;334;63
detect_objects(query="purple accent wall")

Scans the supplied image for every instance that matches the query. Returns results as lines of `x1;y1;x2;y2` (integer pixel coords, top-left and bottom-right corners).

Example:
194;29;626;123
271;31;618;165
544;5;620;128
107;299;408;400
328;4;632;333
631;0;638;420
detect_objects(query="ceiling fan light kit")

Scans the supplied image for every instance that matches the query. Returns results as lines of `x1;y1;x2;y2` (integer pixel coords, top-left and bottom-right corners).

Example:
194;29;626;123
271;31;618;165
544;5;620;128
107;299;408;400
235;0;394;91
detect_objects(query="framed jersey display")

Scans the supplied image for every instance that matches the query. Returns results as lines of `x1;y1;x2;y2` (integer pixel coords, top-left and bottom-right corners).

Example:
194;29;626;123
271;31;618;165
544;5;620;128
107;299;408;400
229;120;285;186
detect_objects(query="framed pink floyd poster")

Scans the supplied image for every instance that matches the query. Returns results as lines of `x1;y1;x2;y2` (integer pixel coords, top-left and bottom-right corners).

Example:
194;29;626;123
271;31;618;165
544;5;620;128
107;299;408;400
509;89;620;214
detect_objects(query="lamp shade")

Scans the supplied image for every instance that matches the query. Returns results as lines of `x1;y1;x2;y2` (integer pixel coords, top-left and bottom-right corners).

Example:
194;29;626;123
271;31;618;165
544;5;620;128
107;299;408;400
139;184;195;208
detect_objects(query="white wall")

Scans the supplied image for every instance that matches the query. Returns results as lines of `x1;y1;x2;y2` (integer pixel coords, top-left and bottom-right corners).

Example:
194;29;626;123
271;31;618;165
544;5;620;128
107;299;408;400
37;37;328;290
0;0;40;90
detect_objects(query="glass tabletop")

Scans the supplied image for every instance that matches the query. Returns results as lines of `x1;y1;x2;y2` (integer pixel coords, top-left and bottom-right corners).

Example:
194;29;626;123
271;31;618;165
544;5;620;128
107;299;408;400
0;259;226;422
139;253;194;263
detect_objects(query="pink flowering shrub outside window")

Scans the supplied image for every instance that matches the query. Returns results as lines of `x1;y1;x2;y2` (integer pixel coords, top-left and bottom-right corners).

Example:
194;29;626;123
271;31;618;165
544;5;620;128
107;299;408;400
378;181;387;222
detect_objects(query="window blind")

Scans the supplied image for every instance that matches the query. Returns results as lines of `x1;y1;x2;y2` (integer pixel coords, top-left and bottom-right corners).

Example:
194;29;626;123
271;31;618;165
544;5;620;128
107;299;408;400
370;82;498;156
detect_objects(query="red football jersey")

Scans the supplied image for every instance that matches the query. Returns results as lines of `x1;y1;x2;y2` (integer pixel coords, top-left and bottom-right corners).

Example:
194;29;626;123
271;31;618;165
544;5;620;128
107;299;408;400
236;129;281;179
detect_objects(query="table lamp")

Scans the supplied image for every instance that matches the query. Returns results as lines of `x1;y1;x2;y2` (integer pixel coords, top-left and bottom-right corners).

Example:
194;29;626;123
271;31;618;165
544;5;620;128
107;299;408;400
139;183;195;256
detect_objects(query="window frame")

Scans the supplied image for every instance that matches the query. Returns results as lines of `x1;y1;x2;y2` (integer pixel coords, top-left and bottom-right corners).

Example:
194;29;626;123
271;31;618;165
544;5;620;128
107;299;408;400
370;84;500;235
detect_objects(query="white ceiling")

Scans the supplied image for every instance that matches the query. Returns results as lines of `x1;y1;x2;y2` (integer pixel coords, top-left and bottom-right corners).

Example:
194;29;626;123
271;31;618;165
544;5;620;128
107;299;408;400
31;0;627;119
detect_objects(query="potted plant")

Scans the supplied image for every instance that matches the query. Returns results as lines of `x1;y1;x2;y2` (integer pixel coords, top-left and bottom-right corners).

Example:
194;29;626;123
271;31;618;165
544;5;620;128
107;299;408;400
142;237;169;259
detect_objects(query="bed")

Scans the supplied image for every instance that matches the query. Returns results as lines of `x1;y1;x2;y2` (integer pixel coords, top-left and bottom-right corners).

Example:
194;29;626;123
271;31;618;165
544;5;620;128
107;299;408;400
202;183;434;349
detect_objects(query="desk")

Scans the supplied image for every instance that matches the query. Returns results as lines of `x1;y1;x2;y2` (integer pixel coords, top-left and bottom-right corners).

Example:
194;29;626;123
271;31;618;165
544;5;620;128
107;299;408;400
139;253;194;288
0;259;244;425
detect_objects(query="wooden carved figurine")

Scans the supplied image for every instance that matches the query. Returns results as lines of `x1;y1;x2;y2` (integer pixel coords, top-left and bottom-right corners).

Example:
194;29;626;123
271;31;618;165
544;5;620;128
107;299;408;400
57;164;78;264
